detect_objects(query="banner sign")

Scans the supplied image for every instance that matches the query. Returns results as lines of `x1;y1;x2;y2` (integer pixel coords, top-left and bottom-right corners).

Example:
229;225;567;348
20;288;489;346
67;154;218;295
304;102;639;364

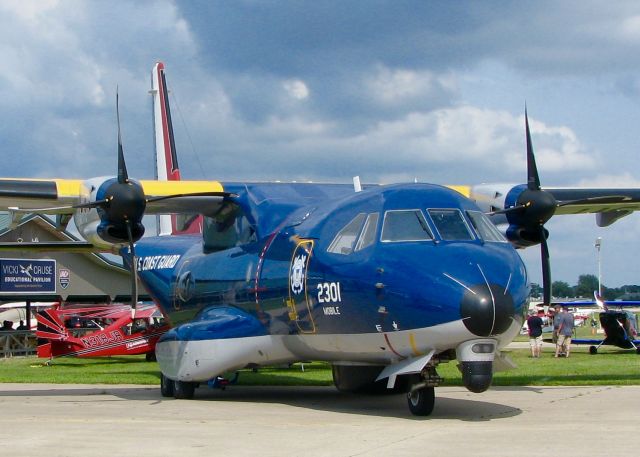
0;259;56;293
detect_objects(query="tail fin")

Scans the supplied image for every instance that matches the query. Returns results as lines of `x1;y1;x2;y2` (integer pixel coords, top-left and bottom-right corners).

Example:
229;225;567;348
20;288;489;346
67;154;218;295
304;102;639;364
151;62;202;235
594;291;607;311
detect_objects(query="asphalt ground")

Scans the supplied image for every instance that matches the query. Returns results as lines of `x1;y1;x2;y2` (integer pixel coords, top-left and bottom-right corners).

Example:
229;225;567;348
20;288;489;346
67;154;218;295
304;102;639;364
0;383;636;456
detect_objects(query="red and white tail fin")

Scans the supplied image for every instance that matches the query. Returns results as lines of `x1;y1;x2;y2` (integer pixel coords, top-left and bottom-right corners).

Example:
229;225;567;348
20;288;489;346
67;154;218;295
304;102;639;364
151;62;202;235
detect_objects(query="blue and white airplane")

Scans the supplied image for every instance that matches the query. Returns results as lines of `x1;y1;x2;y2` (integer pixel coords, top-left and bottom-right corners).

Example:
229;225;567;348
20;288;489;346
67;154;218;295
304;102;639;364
1;62;640;416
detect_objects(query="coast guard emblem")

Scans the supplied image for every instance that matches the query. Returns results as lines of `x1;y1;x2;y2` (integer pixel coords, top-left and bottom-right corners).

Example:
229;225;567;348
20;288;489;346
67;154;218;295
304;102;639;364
291;254;306;295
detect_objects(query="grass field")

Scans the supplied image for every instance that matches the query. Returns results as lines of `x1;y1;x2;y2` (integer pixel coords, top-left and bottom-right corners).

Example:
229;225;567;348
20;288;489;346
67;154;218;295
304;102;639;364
1;344;638;387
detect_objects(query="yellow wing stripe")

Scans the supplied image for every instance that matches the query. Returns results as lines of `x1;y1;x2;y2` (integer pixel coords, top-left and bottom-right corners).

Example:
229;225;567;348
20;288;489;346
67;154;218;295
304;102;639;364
53;179;84;197
445;185;471;197
140;180;224;196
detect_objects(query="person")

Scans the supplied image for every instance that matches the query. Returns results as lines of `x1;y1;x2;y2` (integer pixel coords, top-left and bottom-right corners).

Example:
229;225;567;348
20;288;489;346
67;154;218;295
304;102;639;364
552;304;562;345
16;320;28;330
0;320;13;331
555;306;575;358
590;315;598;335
527;310;544;358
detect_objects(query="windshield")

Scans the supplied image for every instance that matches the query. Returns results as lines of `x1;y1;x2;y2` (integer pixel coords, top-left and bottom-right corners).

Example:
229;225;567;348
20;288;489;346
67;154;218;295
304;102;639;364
466;210;507;242
381;210;433;242
427;209;474;241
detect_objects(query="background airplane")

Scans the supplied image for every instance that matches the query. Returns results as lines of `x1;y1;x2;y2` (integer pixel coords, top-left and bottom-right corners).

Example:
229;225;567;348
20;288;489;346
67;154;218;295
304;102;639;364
553;295;640;354
36;303;169;361
0;63;639;415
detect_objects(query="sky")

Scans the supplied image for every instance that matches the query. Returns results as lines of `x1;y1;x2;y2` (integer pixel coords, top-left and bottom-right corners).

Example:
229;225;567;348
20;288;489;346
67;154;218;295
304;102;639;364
1;0;640;288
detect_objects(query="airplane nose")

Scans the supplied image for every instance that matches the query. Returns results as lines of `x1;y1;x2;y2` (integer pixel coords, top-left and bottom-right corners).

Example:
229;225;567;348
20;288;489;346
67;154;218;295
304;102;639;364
460;282;515;337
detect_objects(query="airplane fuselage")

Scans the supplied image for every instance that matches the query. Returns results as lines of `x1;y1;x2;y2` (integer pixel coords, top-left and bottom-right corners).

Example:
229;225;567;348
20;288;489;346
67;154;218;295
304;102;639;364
128;182;529;382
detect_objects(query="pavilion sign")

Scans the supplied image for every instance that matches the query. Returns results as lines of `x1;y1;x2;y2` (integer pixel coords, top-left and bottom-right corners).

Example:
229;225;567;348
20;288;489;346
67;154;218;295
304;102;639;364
0;258;56;293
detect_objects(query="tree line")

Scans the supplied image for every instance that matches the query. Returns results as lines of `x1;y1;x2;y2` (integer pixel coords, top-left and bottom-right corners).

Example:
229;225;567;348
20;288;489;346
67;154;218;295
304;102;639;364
529;274;640;301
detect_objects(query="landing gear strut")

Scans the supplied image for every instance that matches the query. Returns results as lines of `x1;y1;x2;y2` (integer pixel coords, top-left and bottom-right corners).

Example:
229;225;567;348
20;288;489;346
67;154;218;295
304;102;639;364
406;363;444;416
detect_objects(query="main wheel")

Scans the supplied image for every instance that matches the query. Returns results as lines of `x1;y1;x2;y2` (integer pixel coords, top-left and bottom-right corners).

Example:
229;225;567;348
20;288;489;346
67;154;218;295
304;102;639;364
407;386;435;416
174;380;196;399
589;346;598;355
160;373;174;398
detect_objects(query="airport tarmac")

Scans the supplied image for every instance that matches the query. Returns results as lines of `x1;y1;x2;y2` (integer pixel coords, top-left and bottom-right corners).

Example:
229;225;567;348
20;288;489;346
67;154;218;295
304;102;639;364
0;383;636;456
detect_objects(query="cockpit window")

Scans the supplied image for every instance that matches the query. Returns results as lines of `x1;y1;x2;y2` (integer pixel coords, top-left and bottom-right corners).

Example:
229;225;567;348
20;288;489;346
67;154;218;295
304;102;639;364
327;213;366;255
354;212;379;252
427;209;474;241
381;210;433;242
466;210;507;242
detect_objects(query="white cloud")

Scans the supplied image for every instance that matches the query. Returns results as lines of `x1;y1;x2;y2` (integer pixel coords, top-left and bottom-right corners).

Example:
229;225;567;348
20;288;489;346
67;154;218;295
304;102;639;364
283;79;310;100
366;65;457;106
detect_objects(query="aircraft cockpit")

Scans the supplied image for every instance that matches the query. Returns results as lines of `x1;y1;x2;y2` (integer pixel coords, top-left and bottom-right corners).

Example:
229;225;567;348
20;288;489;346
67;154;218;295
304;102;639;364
324;205;506;256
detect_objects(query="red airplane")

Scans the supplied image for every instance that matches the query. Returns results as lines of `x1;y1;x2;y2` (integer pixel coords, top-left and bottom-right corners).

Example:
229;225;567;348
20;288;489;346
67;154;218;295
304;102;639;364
36;303;169;361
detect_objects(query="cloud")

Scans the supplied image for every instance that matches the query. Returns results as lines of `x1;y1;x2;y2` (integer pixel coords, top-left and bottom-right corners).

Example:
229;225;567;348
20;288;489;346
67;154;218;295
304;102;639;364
283;79;310;100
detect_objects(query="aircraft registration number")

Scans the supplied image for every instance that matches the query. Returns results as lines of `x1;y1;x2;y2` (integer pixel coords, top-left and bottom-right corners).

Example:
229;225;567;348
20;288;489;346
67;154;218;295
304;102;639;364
317;281;342;303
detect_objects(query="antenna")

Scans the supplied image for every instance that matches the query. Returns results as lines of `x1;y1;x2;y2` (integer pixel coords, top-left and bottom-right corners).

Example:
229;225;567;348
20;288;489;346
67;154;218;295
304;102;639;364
353;176;362;193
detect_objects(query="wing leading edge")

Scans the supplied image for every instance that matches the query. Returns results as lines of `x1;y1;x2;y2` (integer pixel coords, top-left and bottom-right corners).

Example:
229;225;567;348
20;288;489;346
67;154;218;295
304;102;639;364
0;178;225;215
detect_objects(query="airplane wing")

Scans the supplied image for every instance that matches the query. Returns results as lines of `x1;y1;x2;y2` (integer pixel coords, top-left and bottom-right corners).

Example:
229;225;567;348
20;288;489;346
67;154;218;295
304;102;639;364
545;187;640;226
0;178;226;215
0;178;83;214
551;300;640;309
571;338;606;345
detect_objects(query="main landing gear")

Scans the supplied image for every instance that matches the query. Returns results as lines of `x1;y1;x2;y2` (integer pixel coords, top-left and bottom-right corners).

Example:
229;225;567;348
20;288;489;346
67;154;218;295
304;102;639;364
160;373;197;399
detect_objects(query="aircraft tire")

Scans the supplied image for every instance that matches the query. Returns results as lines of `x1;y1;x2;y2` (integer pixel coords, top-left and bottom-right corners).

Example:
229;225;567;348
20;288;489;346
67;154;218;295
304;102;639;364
589;346;597;355
174;380;196;399
145;352;157;362
407;386;435;416
636;348;640;355
160;374;175;397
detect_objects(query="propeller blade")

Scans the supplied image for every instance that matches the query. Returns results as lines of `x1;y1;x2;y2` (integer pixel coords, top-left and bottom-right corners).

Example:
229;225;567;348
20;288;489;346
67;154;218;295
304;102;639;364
487;202;529;216
525;109;541;191
125;221;138;318
540;227;551;305
145;191;237;204
557;195;632;207
116;90;129;184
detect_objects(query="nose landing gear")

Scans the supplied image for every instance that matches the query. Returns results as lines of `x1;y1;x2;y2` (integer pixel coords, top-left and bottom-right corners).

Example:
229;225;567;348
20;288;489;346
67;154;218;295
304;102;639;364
406;363;444;416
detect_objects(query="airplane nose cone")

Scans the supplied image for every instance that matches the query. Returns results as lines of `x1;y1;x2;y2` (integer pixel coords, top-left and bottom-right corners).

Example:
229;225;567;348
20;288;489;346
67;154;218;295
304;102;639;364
460;283;515;337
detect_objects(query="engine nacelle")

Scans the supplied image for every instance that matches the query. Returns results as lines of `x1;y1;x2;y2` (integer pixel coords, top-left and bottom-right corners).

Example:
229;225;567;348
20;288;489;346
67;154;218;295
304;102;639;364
468;183;516;214
505;224;549;249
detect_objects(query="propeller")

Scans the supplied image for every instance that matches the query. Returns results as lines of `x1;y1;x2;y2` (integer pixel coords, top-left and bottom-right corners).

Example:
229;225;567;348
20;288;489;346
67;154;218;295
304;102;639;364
490;110;557;305
522;110;555;306
114;91;142;317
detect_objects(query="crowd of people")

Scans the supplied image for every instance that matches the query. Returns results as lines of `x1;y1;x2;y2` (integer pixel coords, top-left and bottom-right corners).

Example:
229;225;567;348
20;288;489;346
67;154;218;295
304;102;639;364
526;305;575;358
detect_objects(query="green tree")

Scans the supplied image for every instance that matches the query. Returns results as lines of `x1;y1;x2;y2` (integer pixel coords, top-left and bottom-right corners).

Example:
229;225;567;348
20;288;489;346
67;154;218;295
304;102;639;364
575;274;599;297
551;280;573;298
529;283;542;298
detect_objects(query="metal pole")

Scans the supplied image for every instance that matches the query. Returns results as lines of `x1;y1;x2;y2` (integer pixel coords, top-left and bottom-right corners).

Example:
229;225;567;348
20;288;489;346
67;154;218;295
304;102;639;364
595;237;602;296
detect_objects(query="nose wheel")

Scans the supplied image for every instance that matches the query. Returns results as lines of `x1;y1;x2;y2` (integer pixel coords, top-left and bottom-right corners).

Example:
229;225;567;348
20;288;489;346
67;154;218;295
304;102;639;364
407;386;435;416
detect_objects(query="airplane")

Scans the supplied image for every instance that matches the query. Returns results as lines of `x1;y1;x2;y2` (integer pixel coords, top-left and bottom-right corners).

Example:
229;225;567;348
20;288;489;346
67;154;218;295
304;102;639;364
1;62;640;416
0;301;55;329
553;294;640;354
36;302;169;361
